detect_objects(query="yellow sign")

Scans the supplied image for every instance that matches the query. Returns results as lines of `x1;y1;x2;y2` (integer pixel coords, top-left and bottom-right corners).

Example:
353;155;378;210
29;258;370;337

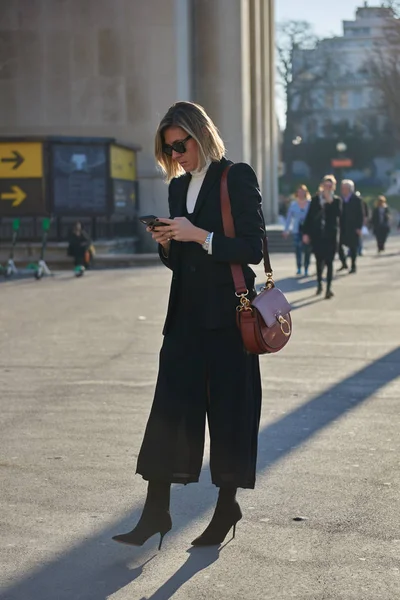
0;185;26;207
110;145;136;181
0;142;43;179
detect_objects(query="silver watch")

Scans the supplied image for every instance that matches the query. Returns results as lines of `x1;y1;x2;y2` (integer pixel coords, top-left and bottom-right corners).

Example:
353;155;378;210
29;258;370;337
202;232;212;252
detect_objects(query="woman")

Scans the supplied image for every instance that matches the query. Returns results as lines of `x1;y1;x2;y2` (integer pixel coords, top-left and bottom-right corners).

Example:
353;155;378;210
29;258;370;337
112;102;265;548
67;221;92;274
302;175;341;299
283;184;311;276
371;195;390;253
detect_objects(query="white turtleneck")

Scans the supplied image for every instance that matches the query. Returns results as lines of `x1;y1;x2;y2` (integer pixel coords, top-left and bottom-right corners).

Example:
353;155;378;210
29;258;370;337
186;160;213;254
186;160;211;213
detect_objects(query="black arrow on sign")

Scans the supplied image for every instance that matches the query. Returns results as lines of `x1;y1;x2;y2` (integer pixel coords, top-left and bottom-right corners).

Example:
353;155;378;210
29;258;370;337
1;150;25;170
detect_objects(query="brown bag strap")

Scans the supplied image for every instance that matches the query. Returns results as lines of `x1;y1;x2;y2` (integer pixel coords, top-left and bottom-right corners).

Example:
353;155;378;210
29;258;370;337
220;165;273;295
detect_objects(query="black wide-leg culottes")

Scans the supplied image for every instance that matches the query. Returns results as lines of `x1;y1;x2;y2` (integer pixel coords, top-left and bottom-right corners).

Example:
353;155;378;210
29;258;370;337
136;306;262;489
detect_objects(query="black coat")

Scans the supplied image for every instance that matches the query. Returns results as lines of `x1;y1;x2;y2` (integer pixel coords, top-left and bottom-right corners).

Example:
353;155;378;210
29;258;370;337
159;157;265;332
67;231;91;258
302;194;342;260
371;206;390;233
340;193;364;247
136;157;264;489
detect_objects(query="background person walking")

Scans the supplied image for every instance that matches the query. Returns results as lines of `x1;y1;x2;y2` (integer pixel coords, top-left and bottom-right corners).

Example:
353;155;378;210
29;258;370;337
302;175;342;299
337;179;364;274
371;195;391;253
67;221;93;276
358;192;369;257
283;184;312;276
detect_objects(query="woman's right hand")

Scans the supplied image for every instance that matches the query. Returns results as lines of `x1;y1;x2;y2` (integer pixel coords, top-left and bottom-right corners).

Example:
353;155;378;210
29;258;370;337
147;225;171;249
322;191;334;204
302;234;310;245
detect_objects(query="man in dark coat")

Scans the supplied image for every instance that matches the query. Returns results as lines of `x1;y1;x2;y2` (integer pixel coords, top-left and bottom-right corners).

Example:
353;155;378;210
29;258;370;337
337;179;364;273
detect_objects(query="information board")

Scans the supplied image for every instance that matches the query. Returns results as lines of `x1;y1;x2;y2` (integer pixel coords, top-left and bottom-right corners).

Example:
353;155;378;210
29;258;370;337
110;145;136;181
113;179;136;215
51;144;108;215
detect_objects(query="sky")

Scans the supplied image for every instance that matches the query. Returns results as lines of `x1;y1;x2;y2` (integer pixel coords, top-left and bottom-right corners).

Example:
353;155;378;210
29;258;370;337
276;0;364;38
275;0;366;125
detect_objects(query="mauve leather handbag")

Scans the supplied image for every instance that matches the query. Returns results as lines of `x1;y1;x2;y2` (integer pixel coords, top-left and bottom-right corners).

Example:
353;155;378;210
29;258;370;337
220;166;292;355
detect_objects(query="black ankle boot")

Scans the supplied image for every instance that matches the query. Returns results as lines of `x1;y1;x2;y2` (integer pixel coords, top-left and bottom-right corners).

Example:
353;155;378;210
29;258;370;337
191;488;242;547
112;481;172;550
325;288;334;299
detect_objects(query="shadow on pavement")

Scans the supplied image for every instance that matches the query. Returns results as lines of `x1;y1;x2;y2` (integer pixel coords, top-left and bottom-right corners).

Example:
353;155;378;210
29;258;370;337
138;547;220;600
2;347;400;600
255;345;400;474
290;294;324;311
261;276;317;295
371;251;399;259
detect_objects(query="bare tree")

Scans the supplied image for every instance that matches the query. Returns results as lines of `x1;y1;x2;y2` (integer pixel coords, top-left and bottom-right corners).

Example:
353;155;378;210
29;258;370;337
276;21;317;180
369;5;400;141
276;21;340;180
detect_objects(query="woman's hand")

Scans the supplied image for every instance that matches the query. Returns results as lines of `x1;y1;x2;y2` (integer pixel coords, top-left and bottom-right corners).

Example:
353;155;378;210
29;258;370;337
157;217;208;244
302;234;310;245
322;191;334;204
147;224;171;249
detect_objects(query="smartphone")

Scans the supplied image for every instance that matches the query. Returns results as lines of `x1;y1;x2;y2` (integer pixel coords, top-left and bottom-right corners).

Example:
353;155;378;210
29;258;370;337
139;215;168;228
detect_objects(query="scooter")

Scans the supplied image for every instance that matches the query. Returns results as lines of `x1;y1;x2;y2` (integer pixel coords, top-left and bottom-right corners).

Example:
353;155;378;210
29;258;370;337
4;219;21;278
34;218;53;280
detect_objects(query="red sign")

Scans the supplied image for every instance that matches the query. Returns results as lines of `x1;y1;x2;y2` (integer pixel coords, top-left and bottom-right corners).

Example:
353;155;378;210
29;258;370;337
331;158;353;168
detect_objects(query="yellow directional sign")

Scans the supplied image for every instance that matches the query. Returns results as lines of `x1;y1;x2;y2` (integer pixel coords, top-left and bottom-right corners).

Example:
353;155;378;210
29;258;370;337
0;178;45;216
0;142;43;178
0;185;26;207
110;145;136;181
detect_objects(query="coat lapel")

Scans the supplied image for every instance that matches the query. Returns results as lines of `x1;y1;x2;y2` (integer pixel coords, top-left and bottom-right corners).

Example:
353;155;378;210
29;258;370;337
191;158;228;223
171;172;192;218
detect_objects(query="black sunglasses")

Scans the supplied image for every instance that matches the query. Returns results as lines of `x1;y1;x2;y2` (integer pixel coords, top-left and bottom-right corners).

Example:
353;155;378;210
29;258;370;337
162;135;192;156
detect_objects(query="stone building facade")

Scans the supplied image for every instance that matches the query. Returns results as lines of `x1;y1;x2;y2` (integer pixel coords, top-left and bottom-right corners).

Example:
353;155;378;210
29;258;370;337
0;0;278;242
292;4;395;142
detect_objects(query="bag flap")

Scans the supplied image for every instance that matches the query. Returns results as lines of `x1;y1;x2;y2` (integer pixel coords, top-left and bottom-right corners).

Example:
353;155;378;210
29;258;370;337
252;287;292;328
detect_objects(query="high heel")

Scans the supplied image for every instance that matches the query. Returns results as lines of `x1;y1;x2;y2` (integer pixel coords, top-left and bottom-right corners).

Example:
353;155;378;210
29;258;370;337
113;481;171;550
112;510;172;550
158;531;167;551
191;501;242;546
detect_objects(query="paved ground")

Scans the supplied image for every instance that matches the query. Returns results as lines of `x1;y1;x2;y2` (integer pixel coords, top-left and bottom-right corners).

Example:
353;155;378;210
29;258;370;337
1;236;399;600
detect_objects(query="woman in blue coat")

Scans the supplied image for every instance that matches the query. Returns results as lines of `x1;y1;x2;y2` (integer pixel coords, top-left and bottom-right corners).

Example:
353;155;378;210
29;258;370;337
283;184;311;276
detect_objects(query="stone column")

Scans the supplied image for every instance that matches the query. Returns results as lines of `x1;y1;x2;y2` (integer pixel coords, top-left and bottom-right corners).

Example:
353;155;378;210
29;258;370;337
261;0;279;223
192;0;251;163
193;0;278;222
249;0;263;183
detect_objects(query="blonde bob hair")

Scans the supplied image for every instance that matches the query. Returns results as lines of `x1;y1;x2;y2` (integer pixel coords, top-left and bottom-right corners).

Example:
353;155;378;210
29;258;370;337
295;184;311;200
154;101;226;182
318;174;337;193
